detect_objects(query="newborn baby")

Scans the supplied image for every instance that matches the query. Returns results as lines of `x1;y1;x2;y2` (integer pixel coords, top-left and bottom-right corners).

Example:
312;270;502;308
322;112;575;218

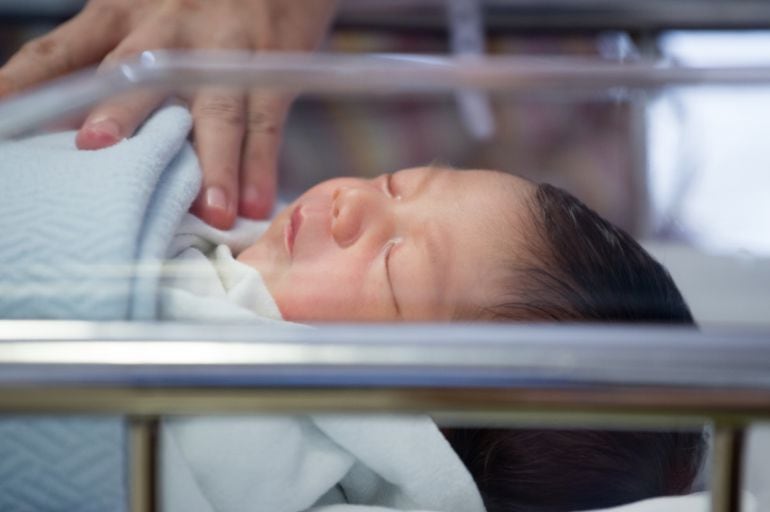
167;164;698;327
162;165;704;512
163;165;528;323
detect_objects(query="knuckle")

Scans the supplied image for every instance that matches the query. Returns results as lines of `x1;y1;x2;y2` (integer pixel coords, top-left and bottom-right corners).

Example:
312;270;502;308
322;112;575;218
20;37;71;75
196;96;245;126
21;37;57;59
246;110;281;135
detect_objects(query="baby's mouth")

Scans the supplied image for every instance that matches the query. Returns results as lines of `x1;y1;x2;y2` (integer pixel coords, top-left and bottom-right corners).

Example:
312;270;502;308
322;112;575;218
285;205;303;257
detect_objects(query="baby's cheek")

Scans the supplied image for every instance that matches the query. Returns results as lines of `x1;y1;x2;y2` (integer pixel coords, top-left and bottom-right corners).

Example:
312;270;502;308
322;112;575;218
272;287;347;322
271;291;309;322
273;285;384;322
268;259;387;322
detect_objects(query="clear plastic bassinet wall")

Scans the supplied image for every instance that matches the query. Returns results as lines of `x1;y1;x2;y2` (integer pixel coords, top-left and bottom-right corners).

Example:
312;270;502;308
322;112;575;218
1;11;770;512
0;45;768;329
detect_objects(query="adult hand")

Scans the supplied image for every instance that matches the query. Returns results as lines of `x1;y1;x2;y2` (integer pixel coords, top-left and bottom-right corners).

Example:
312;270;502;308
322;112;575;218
0;0;337;228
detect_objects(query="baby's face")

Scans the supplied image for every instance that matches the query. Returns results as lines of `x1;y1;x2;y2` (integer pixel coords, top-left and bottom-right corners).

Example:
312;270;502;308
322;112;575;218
237;166;535;321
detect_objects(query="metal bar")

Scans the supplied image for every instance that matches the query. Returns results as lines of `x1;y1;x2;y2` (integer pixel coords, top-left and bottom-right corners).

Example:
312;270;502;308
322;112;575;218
0;323;769;390
710;424;745;512
0;387;766;427
128;417;156;512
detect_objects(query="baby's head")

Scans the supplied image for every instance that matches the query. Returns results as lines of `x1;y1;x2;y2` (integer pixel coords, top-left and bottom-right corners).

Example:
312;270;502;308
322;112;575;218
238;166;703;510
238;165;692;326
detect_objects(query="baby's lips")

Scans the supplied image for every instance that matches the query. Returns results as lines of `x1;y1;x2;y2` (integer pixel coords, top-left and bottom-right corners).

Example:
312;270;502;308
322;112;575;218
283;204;304;257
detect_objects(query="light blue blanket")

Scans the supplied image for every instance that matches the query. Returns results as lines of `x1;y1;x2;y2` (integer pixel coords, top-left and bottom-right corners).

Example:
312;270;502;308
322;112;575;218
0;105;200;320
0;105;200;511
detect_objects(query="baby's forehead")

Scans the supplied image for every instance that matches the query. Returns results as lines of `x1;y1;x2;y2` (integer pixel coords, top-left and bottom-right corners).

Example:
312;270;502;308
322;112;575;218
433;169;539;313
435;166;534;192
463;168;537;216
471;168;535;192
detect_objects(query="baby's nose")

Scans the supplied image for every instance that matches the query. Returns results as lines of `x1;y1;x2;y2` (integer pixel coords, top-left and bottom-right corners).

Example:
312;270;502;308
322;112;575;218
331;186;376;247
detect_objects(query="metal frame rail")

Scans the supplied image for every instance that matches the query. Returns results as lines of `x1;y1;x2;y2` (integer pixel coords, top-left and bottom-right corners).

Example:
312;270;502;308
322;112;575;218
0;322;768;512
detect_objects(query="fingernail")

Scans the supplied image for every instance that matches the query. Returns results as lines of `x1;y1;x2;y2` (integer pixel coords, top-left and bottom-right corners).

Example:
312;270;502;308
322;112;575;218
241;185;259;207
85;118;121;141
205;186;228;212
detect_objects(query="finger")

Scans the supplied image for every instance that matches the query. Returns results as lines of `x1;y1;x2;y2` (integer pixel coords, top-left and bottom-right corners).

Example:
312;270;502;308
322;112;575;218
76;89;165;149
0;4;125;96
190;88;247;230
74;23;174;149
239;92;292;219
41;111;88;132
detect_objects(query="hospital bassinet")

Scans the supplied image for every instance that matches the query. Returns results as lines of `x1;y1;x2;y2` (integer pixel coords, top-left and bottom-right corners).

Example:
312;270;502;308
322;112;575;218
1;2;770;511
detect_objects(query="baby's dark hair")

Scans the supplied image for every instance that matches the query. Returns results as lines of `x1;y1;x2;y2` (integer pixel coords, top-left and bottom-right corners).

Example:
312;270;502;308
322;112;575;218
485;183;695;324
446;183;704;512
